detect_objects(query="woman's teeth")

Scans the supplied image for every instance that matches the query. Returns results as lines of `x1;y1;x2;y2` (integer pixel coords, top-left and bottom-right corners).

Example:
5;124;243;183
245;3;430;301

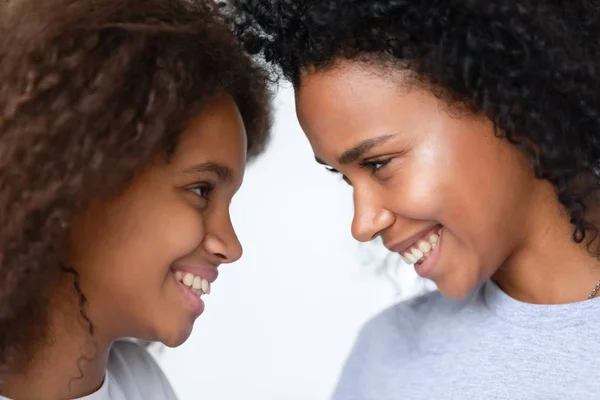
401;228;442;265
174;271;211;297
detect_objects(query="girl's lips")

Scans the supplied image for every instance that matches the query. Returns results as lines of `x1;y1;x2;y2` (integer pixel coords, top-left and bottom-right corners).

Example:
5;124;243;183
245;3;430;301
169;265;218;317
172;272;205;316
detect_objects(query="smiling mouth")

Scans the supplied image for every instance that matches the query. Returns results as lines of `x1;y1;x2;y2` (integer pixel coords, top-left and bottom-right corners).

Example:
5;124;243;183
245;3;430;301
173;270;211;298
399;226;442;265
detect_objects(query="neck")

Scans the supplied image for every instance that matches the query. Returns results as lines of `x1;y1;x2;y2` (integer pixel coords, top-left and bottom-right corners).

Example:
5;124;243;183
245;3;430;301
1;280;113;400
493;185;600;304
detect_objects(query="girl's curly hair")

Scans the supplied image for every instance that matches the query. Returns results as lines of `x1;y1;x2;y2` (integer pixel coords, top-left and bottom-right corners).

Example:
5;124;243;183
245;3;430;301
229;0;600;251
0;0;271;374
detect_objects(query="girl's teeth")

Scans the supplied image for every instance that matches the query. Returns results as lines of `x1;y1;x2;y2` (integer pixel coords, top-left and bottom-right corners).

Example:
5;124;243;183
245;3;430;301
201;279;209;294
183;273;194;286
401;227;443;265
193;276;202;290
174;271;211;297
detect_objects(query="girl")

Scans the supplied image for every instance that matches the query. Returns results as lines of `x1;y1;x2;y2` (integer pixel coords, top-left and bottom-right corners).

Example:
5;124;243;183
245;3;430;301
231;0;600;399
0;0;270;398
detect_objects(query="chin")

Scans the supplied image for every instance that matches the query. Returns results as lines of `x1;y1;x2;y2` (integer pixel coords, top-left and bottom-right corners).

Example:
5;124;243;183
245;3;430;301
436;276;479;299
156;322;194;348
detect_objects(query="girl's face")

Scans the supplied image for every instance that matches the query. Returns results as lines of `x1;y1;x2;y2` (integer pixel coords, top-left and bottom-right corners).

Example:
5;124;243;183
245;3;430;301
69;95;246;347
296;62;549;298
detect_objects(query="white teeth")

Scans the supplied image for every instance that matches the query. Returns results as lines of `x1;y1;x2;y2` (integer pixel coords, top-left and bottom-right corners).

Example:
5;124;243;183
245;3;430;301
401;227;443;265
418;241;432;253
193;276;202;290
404;253;417;264
411;248;424;259
183;273;194;286
174;270;212;297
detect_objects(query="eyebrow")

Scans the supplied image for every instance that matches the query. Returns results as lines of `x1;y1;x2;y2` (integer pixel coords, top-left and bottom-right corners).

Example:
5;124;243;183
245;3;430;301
314;134;395;167
183;161;233;183
338;135;394;164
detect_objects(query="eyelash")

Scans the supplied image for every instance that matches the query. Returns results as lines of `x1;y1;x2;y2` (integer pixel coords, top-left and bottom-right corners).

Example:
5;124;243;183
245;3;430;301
188;183;214;199
360;159;392;173
325;158;392;185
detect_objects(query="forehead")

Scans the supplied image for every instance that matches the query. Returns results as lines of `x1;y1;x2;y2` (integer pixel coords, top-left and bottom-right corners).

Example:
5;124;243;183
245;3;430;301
172;95;247;176
294;62;420;158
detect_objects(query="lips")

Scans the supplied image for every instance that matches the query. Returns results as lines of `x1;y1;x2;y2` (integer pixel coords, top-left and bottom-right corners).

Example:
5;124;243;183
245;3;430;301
398;227;442;265
170;265;219;316
170;265;219;303
174;270;211;297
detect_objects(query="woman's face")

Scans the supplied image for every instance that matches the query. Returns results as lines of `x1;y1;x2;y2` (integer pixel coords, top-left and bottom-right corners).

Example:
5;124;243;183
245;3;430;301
296;61;544;298
69;95;246;346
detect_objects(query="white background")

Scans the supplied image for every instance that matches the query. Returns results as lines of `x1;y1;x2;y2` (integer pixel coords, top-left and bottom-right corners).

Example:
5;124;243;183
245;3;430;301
155;87;426;400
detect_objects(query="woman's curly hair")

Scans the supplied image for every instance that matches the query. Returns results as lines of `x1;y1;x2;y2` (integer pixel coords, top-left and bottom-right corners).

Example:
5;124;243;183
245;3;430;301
229;0;600;250
0;0;271;374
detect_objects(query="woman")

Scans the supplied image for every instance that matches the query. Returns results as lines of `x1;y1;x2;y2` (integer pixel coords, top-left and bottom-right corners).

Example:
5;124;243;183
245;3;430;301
230;0;600;398
0;0;270;398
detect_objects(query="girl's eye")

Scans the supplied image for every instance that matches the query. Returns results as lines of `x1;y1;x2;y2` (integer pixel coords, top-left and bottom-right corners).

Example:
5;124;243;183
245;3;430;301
188;184;214;199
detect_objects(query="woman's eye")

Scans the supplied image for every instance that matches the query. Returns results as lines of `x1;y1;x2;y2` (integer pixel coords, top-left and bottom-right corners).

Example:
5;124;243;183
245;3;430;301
188;184;213;199
362;158;392;173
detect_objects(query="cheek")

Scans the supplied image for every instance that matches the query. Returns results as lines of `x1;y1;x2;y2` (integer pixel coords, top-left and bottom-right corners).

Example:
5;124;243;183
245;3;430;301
145;205;205;264
73;197;206;292
384;140;451;220
432;132;533;266
388;125;534;265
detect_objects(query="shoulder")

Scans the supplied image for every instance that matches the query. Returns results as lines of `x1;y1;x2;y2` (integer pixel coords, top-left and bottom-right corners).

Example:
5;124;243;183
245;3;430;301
107;340;178;399
331;290;475;399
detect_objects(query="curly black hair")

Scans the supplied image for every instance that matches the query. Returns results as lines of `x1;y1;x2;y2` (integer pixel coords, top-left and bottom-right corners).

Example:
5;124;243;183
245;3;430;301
229;0;600;248
0;0;271;376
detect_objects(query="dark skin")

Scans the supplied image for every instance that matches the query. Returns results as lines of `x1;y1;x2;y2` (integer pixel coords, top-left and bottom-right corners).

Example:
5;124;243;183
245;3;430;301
2;95;247;399
296;61;600;304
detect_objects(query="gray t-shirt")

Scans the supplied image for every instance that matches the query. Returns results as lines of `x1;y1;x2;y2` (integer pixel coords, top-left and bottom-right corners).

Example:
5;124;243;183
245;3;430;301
332;280;600;400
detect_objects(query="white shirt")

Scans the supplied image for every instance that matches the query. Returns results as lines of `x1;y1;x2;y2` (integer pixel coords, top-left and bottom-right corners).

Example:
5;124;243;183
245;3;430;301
1;340;178;400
